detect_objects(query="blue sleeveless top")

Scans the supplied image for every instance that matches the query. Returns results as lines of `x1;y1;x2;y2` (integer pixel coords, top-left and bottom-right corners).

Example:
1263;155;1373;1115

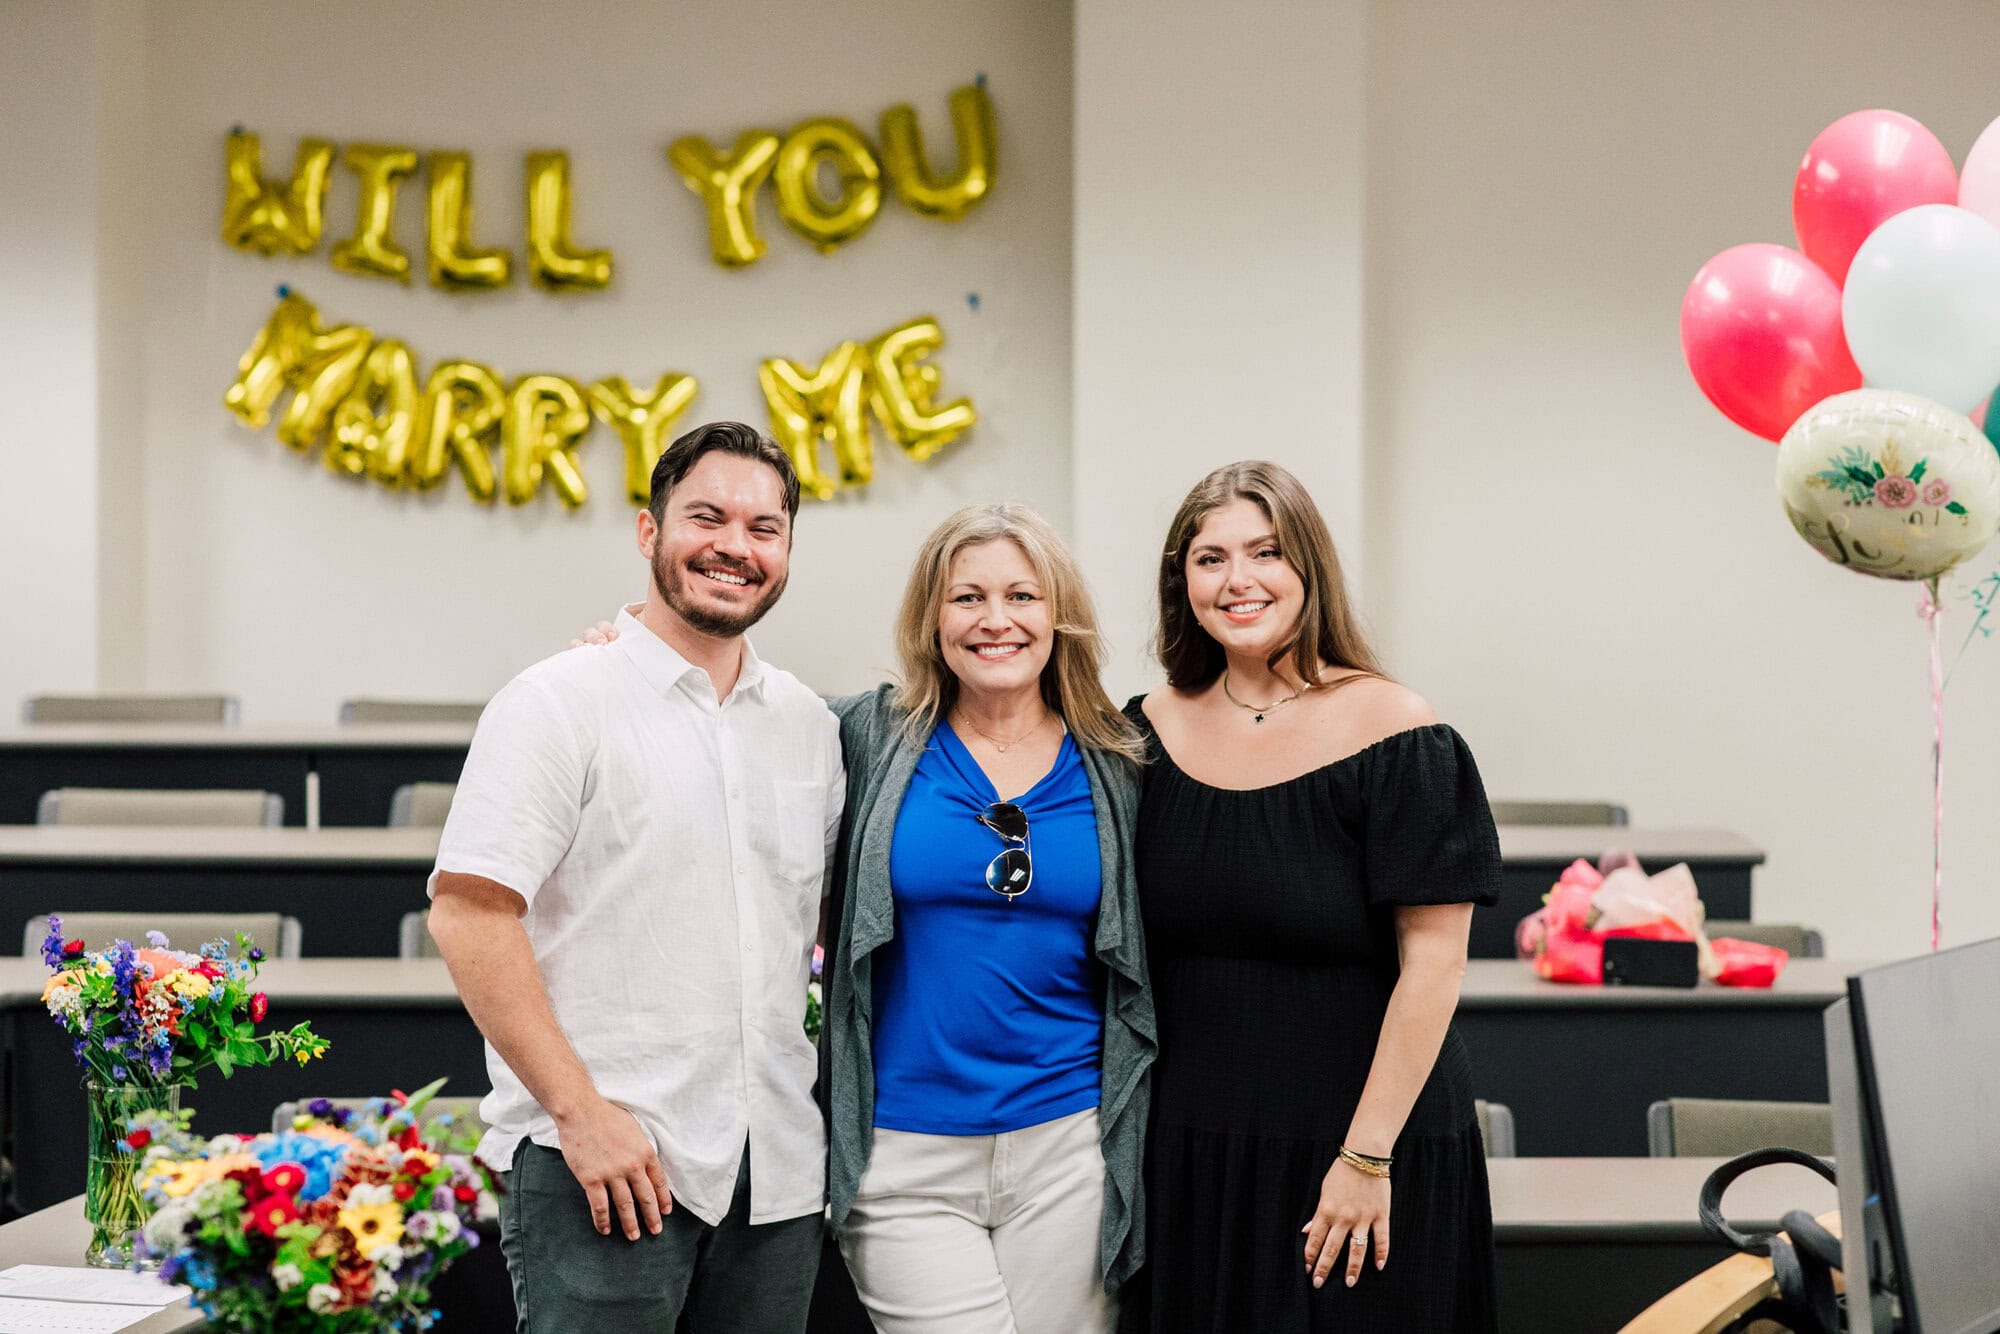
871;724;1106;1134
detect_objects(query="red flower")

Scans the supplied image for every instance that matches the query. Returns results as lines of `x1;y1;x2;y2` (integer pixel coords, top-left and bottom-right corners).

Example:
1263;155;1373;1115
454;1184;479;1204
262;1163;307;1197
225;1165;268;1202
393;1181;417;1203
249;993;269;1023
247;1192;300;1238
196;960;225;980
62;939;85;957
123;1128;152;1151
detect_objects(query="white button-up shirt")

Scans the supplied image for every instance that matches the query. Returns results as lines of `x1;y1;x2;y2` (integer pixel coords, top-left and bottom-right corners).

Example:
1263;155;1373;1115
430;607;843;1225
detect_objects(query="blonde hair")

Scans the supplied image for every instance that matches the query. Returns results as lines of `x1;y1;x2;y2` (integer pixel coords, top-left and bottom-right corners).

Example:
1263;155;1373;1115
1157;460;1386;691
893;504;1143;762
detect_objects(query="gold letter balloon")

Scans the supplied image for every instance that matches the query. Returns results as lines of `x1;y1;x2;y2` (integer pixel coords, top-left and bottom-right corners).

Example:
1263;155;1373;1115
222;131;334;256
668;131;780;268
589;375;702;503
773;118;883;255
1776;389;2000;581
330;144;419;283
525;151;613;291
879;84;996;222
427;152;512;290
503;375;593;507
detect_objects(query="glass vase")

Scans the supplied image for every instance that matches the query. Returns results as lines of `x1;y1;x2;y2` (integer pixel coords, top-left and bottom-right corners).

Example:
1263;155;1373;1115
83;1079;182;1269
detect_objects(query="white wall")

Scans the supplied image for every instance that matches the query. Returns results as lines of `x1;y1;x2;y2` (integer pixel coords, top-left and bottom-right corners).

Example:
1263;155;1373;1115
1074;0;1368;700
0;2;105;714
111;0;1072;719
1365;0;2000;954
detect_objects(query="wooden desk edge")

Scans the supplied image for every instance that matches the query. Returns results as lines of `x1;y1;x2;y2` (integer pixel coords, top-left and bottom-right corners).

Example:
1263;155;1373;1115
1618;1211;1842;1334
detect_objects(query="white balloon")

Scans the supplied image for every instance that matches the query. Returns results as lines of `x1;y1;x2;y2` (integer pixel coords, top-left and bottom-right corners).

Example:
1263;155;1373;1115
1959;114;2000;232
1776;389;2000;582
1842;204;2000;414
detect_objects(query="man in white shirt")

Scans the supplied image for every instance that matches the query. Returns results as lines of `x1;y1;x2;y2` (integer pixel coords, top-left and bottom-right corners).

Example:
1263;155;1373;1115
428;421;844;1332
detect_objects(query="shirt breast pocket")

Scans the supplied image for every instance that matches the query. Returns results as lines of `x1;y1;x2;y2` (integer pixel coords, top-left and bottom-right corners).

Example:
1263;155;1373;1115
769;778;826;891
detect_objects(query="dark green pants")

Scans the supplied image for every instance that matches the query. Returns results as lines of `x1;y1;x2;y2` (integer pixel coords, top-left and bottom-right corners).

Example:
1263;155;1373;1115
498;1141;823;1333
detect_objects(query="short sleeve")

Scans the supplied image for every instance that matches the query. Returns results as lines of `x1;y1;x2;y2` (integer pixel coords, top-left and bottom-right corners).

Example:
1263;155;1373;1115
1359;725;1502;908
428;673;586;910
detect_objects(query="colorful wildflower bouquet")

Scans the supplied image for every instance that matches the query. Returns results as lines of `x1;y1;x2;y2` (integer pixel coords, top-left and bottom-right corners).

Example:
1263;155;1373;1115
38;916;328;1266
131;1082;499;1333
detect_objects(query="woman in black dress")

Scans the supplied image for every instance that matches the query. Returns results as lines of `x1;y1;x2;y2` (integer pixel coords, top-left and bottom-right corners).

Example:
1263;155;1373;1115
1121;461;1500;1333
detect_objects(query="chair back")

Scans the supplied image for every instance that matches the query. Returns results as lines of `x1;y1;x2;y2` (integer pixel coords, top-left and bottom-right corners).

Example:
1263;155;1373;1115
1704;919;1825;958
389;782;458;828
398;910;445;959
1490;800;1629;826
1646;1097;1835;1158
38;787;284;827
25;694;239;724
340;699;486;725
26;912;302;959
1474;1099;1516;1158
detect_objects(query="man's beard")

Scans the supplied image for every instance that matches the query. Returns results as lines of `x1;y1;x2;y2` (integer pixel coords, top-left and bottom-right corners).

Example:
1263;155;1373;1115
653;549;786;638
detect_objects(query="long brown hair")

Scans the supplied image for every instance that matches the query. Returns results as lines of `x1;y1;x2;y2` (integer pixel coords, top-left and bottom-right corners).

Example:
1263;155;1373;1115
894;504;1143;762
1156;460;1385;690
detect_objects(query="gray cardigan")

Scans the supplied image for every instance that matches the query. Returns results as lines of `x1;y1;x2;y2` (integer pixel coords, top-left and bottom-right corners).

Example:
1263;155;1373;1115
820;684;1156;1290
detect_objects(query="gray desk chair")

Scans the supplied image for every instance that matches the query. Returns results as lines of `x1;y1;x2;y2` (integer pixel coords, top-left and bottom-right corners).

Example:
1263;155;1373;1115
272;1095;488;1144
1489;800;1629;826
1474;1099;1516;1158
1704;920;1825;958
398;910;444;960
388;782;458;828
1646;1098;1834;1158
340;699;486;725
25;911;302;959
37;787;284;827
24;694;240;724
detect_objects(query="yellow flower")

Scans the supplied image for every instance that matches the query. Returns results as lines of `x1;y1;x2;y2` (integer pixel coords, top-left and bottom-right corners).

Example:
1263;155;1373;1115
338;1201;405;1256
40;972;81;1003
167;970;212;1000
143;1154;259;1198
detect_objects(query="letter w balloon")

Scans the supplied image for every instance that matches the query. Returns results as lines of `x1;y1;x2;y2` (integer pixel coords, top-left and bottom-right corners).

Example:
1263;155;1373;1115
1680;244;1860;442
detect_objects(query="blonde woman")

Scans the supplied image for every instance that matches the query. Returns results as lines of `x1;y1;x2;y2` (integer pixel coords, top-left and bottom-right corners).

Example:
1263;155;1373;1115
582;503;1153;1333
822;503;1152;1333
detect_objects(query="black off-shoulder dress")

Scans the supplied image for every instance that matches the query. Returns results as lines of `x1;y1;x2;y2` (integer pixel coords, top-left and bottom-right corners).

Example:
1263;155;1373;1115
1120;699;1502;1333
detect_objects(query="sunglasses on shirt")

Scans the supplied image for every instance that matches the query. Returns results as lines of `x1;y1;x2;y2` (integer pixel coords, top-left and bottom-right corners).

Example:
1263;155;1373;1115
977;801;1032;902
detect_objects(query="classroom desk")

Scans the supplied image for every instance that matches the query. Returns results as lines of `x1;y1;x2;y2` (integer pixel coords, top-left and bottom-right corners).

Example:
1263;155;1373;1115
1457;958;1858;1156
0;827;439;957
0;724;476;827
0;1158;1837;1334
1486;826;1764;959
0;958;1859;1216
0;821;1763;965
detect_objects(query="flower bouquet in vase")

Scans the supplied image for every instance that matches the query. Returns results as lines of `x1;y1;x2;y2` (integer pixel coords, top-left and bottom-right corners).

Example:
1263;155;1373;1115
131;1081;500;1333
37;916;328;1267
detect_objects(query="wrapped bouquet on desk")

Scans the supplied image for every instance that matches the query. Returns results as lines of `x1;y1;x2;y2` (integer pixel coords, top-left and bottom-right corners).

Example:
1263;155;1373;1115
1514;853;1790;987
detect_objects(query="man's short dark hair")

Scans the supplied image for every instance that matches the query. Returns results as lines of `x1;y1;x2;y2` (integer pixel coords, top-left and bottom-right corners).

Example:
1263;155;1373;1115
647;421;801;525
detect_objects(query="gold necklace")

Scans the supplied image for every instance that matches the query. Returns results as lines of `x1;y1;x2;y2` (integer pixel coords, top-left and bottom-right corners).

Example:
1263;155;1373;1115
1221;670;1305;724
954;708;1049;753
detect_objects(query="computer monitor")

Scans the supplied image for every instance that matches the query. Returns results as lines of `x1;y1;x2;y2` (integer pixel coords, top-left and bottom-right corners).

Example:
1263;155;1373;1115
1841;936;2000;1334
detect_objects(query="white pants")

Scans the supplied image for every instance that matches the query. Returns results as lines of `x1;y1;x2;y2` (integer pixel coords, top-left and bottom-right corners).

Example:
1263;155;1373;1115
838;1106;1117;1334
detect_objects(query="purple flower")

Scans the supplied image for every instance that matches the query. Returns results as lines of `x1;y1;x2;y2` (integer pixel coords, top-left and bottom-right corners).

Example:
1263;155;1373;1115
40;916;64;969
1875;476;1918;509
110;1064;128;1081
306;1098;333;1117
145;931;169;949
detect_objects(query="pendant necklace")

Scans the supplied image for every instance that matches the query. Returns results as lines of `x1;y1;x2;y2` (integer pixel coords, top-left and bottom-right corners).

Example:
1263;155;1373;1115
955;708;1049;752
1221;670;1305;724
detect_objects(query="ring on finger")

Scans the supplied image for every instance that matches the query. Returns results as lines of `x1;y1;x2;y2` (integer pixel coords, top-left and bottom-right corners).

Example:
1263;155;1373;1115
1350;1231;1368;1247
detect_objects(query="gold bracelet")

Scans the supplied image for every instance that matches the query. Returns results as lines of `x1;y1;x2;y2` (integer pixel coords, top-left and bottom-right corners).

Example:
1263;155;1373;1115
1338;1146;1392;1179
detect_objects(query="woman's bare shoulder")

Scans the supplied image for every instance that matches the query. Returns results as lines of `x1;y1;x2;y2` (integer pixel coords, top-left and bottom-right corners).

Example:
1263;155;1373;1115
1317;673;1439;746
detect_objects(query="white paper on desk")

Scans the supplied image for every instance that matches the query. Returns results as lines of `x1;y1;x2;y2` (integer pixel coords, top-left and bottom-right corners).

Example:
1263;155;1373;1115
0;1268;185;1307
0;1296;166;1333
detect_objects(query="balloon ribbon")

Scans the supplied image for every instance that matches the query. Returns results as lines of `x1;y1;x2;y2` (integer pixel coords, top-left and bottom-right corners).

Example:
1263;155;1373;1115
1920;577;1944;952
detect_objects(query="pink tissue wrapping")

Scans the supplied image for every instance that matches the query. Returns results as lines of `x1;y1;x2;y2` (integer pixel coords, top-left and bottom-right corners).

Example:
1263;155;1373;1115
1517;856;1787;988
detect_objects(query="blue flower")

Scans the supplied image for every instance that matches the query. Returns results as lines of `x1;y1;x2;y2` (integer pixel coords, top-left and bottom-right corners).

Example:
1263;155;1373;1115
110;1064;128;1081
40;916;64;969
180;1256;215;1291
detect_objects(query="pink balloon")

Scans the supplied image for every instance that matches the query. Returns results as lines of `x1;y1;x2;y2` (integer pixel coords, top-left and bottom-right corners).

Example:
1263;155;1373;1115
1681;243;1860;442
1794;110;1958;286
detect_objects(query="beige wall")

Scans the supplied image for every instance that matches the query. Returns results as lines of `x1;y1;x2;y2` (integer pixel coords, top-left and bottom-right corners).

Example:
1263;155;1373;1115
1364;1;2000;954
